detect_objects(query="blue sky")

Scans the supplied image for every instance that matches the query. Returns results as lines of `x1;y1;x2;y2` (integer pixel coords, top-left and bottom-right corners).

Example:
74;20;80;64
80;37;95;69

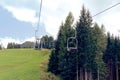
0;0;120;48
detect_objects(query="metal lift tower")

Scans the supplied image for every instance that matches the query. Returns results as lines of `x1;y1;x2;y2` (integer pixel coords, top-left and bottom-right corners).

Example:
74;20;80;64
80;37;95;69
35;0;42;50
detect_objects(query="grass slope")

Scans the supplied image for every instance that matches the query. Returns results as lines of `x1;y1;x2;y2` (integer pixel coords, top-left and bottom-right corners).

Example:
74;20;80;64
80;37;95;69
0;49;58;80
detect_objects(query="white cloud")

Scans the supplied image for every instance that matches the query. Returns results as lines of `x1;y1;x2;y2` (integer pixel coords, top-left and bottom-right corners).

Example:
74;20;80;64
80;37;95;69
24;37;35;42
0;37;36;48
84;0;120;36
5;6;38;23
41;0;60;11
1;0;120;40
0;37;21;48
41;0;82;38
100;12;120;35
1;0;83;39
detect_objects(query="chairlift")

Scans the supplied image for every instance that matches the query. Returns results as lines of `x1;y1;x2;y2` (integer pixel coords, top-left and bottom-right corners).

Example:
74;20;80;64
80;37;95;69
67;37;78;51
49;41;54;48
35;38;40;50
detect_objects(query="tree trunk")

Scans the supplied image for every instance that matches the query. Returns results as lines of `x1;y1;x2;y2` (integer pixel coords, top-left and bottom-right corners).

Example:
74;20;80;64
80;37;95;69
87;71;92;80
108;60;112;80
76;57;78;80
85;69;87;80
97;67;99;80
111;60;113;80
116;61;118;80
90;72;92;80
80;67;83;80
109;59;113;80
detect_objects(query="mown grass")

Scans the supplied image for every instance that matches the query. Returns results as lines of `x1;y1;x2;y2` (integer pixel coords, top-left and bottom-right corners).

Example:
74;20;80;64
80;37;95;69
0;49;60;80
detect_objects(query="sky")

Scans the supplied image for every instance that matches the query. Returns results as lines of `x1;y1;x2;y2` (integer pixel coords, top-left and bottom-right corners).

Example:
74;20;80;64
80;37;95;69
0;0;120;48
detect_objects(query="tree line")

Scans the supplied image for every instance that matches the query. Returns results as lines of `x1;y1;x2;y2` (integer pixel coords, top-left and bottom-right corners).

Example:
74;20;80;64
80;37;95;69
40;35;55;49
7;35;54;49
0;45;2;50
103;33;120;80
7;41;34;49
48;6;120;80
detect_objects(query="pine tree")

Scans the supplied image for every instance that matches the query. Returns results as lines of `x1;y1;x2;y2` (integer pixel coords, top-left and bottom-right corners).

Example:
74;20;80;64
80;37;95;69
48;12;75;80
75;6;107;80
103;33;120;80
48;23;64;75
0;45;2;50
103;33;114;64
92;23;108;80
57;12;75;80
48;49;59;74
76;5;94;80
40;35;54;49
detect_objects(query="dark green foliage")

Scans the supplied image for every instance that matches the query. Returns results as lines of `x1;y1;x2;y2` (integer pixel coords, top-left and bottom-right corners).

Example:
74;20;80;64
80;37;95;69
7;41;34;49
76;6;107;80
48;12;75;79
57;12;75;79
0;45;2;50
92;23;108;80
103;33;115;63
40;35;54;49
7;43;14;49
103;33;120;80
48;23;65;75
14;44;21;48
48;36;55;48
95;52;108;80
48;49;59;74
59;50;77;80
7;42;21;49
92;23;107;52
76;5;94;71
48;6;108;80
113;37;120;62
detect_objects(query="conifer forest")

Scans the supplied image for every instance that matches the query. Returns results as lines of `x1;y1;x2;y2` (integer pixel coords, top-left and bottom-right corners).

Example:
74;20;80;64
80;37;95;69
48;6;120;80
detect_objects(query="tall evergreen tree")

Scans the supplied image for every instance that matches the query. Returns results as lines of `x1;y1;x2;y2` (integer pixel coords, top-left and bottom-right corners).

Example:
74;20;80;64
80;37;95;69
48;12;75;79
0;45;2;50
103;33;120;80
93;23;108;80
40;35;54;49
76;5;94;80
7;42;15;49
48;23;64;74
57;12;75;80
48;49;59;74
76;6;107;80
103;33;114;64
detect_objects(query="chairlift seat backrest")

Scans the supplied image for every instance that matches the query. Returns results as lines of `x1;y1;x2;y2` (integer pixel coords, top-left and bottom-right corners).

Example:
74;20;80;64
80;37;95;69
67;37;78;51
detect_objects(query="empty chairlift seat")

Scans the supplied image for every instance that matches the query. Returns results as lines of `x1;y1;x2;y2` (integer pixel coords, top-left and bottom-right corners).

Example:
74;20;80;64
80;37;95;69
67;37;78;51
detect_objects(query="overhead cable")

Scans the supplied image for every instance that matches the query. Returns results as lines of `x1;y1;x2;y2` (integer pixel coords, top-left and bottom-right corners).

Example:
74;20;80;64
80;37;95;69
92;2;120;17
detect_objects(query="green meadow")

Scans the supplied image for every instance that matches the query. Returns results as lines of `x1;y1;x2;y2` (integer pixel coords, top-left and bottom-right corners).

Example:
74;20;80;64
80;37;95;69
0;49;58;80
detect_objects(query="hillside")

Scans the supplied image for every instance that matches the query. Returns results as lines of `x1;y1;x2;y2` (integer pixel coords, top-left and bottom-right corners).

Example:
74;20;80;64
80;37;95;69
0;49;59;80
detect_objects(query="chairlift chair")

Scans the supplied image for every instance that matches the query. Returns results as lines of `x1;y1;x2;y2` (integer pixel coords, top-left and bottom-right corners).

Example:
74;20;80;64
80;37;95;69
67;37;78;51
35;38;40;50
